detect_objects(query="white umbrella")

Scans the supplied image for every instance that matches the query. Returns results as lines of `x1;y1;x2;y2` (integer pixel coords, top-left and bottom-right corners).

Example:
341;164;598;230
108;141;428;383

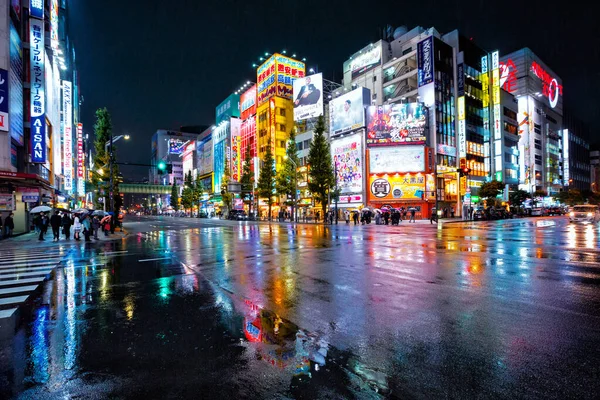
30;205;52;213
92;210;108;216
72;208;89;214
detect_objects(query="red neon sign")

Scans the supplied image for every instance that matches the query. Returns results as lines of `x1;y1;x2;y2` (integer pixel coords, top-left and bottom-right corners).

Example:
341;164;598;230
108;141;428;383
531;61;563;108
499;59;517;93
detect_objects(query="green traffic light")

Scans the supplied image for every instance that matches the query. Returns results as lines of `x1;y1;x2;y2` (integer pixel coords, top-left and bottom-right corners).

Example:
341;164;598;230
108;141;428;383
158;161;166;170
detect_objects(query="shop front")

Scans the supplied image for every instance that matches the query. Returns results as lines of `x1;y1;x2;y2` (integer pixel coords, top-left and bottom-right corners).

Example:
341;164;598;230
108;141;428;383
367;172;435;219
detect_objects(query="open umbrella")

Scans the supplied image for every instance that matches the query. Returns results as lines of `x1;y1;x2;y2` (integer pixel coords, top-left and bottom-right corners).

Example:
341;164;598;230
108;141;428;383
72;208;89;214
30;205;52;214
92;210;108;216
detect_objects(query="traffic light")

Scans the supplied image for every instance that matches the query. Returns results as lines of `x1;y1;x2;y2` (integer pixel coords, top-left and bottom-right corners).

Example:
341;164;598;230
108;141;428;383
457;167;471;177
166;164;173;174
157;161;166;175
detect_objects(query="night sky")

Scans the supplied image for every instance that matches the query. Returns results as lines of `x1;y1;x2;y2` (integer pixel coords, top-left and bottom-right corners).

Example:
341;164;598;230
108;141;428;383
68;0;599;180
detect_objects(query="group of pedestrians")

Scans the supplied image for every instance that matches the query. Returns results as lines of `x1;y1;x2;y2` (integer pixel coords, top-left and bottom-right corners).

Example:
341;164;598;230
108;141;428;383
35;211;115;242
0;212;15;239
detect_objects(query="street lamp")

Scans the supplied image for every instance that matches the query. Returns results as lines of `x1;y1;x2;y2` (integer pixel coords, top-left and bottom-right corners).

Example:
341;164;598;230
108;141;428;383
284;155;298;223
105;134;131;213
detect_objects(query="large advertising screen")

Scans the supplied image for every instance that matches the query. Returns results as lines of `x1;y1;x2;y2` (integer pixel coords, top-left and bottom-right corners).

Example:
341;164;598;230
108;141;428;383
369;146;425;174
369;173;434;201
293;73;323;121
331;134;363;195
366;103;427;146
29;18;46;163
168;138;186;155
329;88;368;137
240;85;257;120
257;54;305;106
196;137;213;176
351;45;381;78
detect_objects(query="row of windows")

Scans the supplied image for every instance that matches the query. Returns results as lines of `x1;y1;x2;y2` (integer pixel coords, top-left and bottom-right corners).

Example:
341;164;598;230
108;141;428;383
296;139;312;151
503;107;517;120
504;121;517;135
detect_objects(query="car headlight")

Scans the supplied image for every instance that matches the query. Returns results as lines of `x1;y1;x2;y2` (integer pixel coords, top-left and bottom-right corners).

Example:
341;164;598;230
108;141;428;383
570;212;574;217
587;212;593;217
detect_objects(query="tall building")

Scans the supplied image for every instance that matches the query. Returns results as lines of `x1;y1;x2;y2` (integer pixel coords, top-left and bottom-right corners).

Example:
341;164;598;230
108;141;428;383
150;130;200;186
500;48;564;195
0;0;82;233
212;93;240;197
561;111;591;192
591;148;600;193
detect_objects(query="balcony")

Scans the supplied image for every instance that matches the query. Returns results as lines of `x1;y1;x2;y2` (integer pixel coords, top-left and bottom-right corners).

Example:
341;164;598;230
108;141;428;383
383;76;418;103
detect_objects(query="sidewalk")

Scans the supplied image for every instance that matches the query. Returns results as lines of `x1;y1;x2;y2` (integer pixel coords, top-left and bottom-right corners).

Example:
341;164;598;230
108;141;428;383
0;229;128;246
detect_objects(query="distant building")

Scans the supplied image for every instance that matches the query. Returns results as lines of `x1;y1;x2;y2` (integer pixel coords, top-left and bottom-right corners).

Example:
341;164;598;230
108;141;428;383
562;111;591;192
591;149;600;193
149;130;200;186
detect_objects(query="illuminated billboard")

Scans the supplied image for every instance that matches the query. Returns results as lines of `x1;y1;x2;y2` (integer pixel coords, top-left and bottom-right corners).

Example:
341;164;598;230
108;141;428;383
168;138;186;155
216;94;240;124
230;118;241;181
29;17;46;163
240;85;257;120
417;36;434;87
63;81;73;192
196;136;213;176
329;88;369;137
369;146;425;174
50;0;59;50
369;173;434;201
9;22;23;146
293;73;323;121
366;103;427;146
331;133;363;195
350;44;381;78
182;141;195;178
257;53;305;106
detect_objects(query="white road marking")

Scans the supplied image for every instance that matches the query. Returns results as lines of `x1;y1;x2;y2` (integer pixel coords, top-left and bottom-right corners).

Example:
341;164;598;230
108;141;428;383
138;257;172;262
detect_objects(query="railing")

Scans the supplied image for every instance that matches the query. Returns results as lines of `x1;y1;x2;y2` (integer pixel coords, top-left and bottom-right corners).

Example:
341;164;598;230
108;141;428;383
383;59;417;83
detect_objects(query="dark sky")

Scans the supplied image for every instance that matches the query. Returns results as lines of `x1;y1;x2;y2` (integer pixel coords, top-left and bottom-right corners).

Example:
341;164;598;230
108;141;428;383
68;0;599;180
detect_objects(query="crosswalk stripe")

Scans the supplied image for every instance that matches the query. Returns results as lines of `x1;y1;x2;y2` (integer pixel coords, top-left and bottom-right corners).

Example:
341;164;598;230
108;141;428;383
0;256;62;265
0;308;17;319
0;267;54;275
0;285;39;296
0;277;45;287
0;261;62;269
0;295;29;306
0;254;64;262
0;271;53;280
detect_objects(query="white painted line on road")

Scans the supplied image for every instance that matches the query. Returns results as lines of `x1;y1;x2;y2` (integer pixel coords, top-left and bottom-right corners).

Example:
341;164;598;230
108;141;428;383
0;295;29;306
0;277;45;287
0;271;53;279
0;260;62;269
0;267;54;275
0;285;39;296
138;257;172;262
0;254;63;263
0;308;17;319
101;251;128;256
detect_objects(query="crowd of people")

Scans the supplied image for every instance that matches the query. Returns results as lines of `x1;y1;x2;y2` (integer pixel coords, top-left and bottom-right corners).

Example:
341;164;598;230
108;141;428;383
32;211;119;242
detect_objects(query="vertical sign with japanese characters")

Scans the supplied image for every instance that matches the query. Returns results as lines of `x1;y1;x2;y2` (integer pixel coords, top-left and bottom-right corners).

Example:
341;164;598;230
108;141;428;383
0;69;9;131
77;123;84;196
29;0;44;19
63;81;73;192
29;17;46;163
417;36;434;87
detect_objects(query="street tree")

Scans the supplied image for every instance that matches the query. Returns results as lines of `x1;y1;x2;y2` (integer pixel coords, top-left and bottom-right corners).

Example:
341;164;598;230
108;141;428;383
307;116;335;216
479;180;505;204
170;183;179;211
276;127;299;221
509;189;531;206
91;108;121;211
240;144;254;214
257;138;276;220
220;154;234;213
181;185;194;213
194;174;205;215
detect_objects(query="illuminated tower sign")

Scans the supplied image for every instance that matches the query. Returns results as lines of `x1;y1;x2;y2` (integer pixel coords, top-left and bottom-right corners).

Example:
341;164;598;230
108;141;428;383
256;54;305;106
531;61;563;109
29;0;46;163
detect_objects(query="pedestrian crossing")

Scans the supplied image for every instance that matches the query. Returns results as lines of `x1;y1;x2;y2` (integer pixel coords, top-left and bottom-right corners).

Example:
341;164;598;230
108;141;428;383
0;249;66;320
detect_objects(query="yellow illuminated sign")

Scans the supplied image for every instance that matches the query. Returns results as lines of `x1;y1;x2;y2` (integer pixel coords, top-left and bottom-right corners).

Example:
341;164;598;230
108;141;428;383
458;97;465;120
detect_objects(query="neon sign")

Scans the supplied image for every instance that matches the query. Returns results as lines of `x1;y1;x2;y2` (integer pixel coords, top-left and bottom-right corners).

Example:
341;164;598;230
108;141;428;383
531;61;562;109
499;59;517;93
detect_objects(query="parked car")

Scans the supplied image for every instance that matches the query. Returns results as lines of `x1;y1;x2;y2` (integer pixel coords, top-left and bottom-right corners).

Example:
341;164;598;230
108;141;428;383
547;207;563;216
530;207;544;216
569;205;600;223
473;207;486;221
228;210;248;221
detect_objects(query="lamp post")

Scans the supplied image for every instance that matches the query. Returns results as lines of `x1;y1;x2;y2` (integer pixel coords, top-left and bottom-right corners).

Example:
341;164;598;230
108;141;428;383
104;134;130;212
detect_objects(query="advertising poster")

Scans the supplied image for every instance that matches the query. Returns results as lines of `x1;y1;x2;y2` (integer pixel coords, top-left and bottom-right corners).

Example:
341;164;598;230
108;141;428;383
168;138;186;155
0;69;8;131
9;22;23;145
216;93;240;124
62;80;73;192
366;103;427;146
331;134;363;195
369;173;434;201
417;36;434;87
329;88;367;137
0;194;15;211
240;85;257;120
369;146;425;174
182;141;195;178
351;45;382;78
275;54;305;100
230;119;241;181
293;73;323;121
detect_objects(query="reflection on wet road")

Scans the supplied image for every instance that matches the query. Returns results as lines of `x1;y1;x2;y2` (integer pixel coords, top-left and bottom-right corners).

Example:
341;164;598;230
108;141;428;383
1;216;600;398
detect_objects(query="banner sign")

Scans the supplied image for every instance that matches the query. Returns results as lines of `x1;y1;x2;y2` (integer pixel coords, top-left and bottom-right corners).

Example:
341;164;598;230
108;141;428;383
0;69;8;131
417;36;434;87
30;18;46;163
29;0;44;19
77;123;83;179
63;81;73;191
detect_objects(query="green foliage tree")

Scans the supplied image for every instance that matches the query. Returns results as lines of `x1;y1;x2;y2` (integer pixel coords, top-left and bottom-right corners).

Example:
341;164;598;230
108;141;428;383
554;189;583;205
194;174;204;215
90;108;121;211
257;138;276;220
509;189;531;206
181;185;194;213
307;116;335;215
479;180;505;204
276;127;300;221
170;183;179;211
220;154;234;213
240;144;254;214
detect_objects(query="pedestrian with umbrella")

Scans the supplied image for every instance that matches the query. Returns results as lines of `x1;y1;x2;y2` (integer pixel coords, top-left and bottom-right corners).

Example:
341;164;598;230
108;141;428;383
92;215;101;239
101;215;111;236
409;207;417;223
62;212;72;239
73;213;82;241
36;212;48;240
81;214;92;242
50;211;62;241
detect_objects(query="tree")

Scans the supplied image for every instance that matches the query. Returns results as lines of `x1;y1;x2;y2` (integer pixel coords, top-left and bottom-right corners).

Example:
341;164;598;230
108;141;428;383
479;180;505;203
554;189;583;205
170;183;179;211
307;116;335;216
220;154;233;213
240;143;254;214
509;189;531;206
276;127;300;221
257;138;276;220
194;174;205;215
90;108;120;211
181;185;194;213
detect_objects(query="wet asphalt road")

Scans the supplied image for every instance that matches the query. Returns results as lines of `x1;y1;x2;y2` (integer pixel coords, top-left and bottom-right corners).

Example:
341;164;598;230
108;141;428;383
1;215;600;399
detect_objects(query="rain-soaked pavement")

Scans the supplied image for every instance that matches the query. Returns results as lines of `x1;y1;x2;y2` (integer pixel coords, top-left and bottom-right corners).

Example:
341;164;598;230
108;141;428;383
1;215;600;399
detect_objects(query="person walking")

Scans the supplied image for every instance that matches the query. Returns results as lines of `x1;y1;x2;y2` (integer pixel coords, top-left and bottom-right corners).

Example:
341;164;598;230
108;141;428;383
469;206;474;220
4;213;14;238
62;213;72;239
102;216;111;236
315;211;320;223
110;213;116;234
73;214;82;241
50;211;62;241
37;212;48;240
430;208;437;224
344;211;350;224
450;206;455;218
92;216;101;239
82;215;92;242
352;211;358;225
409;207;416;223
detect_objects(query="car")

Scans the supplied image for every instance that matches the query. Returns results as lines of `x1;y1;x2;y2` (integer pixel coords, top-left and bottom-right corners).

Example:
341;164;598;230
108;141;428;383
228;210;248;221
547;207;563;216
569;205;600;223
530;207;544;216
473;207;486;221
